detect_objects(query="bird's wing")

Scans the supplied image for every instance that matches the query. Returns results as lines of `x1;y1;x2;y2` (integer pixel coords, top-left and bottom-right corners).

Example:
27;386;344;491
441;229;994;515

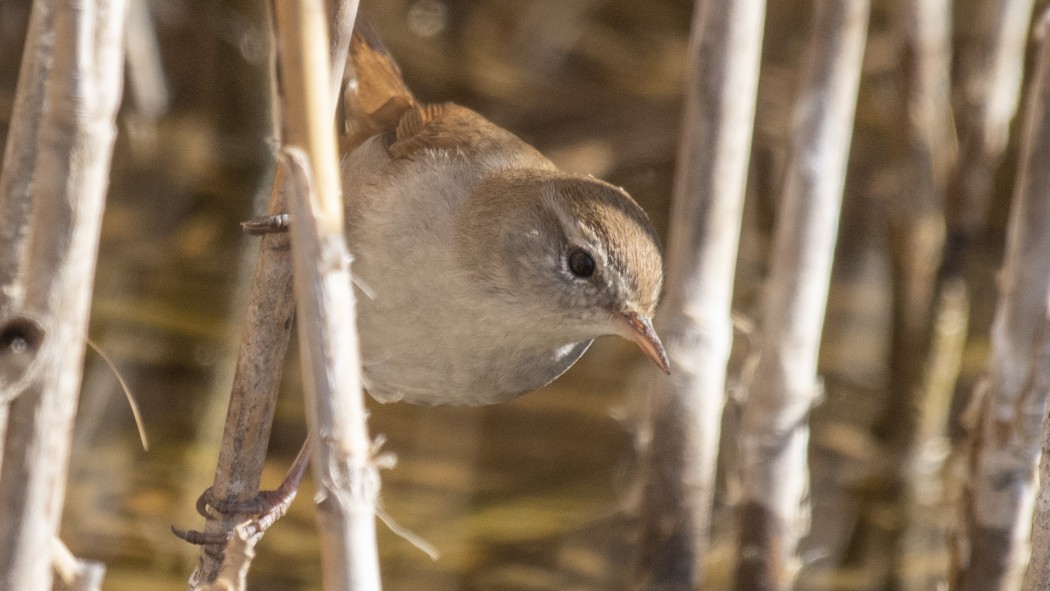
387;102;532;160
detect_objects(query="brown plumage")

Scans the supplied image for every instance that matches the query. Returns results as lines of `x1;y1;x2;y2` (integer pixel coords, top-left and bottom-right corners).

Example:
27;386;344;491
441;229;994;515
339;20;667;405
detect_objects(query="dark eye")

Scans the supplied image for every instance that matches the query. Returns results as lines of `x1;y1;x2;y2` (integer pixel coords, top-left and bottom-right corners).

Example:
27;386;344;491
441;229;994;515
567;248;595;278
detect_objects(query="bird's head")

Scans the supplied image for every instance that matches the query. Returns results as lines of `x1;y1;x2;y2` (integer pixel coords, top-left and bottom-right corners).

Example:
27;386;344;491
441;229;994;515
457;170;669;373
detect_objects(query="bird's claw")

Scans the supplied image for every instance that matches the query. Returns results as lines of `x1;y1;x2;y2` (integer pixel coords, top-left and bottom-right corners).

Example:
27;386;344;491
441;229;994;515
171;524;232;546
195;487;287;519
173;437;313;547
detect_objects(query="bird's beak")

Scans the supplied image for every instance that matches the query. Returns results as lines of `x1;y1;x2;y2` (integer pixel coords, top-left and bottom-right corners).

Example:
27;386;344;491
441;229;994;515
613;311;670;374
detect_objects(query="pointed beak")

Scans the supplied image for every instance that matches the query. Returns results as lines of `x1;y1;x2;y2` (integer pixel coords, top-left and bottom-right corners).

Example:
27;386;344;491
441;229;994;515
613;311;670;374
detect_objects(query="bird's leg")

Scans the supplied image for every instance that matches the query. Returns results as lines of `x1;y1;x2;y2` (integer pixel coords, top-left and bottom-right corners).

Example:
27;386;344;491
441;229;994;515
173;436;313;546
199;435;312;519
241;213;290;235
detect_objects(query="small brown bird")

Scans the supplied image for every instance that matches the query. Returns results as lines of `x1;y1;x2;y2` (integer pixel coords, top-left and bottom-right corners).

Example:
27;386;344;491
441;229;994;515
175;19;670;552
341;23;668;406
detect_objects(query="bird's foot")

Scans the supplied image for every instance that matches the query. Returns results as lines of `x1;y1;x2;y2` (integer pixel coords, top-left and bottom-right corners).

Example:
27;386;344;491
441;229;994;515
172;437;312;546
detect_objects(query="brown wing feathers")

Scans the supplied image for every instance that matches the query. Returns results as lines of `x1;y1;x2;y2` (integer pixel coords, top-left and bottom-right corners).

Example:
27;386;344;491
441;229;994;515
343;20;417;149
344;21;543;164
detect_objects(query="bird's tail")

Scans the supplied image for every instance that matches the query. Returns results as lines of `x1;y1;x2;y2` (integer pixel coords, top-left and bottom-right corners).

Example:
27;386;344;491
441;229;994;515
342;19;416;149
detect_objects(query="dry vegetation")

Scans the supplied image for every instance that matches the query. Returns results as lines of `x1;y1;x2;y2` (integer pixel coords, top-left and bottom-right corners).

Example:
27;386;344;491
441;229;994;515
2;0;1050;589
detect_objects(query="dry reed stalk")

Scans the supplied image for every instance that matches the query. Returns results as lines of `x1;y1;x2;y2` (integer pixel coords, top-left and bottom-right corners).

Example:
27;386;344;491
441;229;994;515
945;0;1036;253
1025;28;1050;572
188;1;359;586
854;0;957;586
881;0;954;450
325;0;359;108
0;0;54;467
52;538;106;591
633;0;765;588
0;0;127;588
732;1;868;589
273;0;381;587
124;0;170;120
187;169;297;589
953;9;1050;590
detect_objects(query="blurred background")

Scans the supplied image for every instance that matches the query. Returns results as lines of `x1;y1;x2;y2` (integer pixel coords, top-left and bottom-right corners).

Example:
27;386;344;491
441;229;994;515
0;0;1042;589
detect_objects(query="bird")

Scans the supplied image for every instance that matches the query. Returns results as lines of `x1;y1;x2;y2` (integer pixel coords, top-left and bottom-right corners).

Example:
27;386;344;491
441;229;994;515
341;22;669;406
174;17;670;551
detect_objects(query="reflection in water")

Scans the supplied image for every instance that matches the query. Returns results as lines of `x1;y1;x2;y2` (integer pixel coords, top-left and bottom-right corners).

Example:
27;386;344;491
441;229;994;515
66;335;655;590
0;0;994;589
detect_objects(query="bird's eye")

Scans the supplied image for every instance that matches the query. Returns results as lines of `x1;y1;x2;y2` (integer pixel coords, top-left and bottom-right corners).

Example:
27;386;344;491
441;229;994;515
567;248;596;278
